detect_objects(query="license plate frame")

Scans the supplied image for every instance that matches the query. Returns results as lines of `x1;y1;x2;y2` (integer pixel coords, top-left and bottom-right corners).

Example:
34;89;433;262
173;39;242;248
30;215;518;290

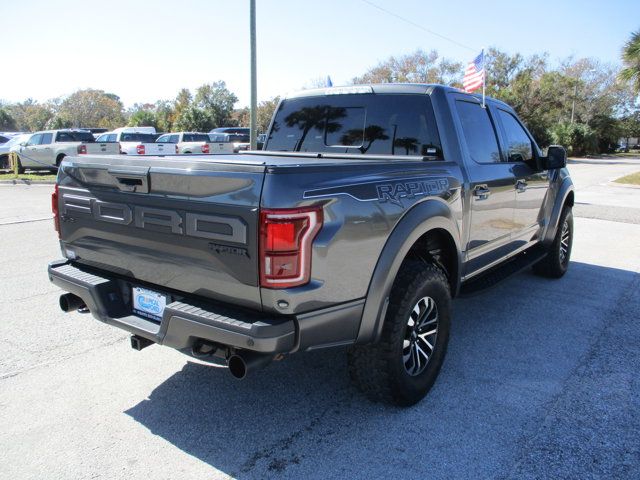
132;286;168;322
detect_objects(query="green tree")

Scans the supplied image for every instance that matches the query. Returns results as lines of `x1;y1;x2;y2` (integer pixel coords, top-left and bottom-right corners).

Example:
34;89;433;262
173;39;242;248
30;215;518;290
257;96;280;132
46;115;73;129
154;100;174;133
620;30;640;93
550;122;598;156
619;112;640;150
172;88;192;126
351;49;463;85
194;81;238;128
174;105;214;132
57;89;125;129
0;107;16;130
8;99;55;131
129;109;158;129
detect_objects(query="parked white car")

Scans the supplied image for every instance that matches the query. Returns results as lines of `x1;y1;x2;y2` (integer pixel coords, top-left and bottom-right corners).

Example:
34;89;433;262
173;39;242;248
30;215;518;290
155;132;225;154
0;133;31;169
95;127;173;156
13;129;119;172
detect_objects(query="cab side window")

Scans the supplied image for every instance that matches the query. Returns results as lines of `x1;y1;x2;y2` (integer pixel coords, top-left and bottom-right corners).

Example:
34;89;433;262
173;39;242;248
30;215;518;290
169;135;180;143
455;101;501;164
498;110;533;162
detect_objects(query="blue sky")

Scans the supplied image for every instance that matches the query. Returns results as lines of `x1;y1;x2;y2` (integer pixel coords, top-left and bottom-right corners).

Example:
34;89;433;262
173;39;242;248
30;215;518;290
2;0;638;108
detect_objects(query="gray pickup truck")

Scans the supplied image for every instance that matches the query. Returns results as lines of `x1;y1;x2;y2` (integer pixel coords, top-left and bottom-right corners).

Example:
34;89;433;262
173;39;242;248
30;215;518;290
48;84;574;406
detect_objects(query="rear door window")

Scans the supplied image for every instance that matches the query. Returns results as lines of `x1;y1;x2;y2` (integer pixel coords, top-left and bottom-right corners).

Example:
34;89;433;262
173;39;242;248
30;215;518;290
455;101;502;164
267;94;442;157
40;133;53;145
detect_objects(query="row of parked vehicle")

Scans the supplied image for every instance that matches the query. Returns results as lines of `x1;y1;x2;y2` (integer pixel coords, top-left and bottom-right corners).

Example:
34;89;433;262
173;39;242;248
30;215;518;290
0;127;263;173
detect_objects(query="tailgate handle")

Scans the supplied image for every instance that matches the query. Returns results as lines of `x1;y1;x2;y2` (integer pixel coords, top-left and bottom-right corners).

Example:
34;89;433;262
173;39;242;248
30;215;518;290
108;168;150;193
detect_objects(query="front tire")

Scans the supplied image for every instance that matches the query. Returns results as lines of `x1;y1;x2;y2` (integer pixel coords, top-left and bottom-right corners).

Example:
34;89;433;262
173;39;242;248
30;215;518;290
348;262;451;406
533;206;573;278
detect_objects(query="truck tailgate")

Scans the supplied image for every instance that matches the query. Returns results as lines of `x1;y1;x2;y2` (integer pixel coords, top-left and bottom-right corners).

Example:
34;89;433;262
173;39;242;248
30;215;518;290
56;155;265;309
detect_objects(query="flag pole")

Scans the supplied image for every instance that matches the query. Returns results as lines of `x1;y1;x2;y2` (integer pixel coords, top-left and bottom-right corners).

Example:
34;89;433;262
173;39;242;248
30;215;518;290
481;48;486;109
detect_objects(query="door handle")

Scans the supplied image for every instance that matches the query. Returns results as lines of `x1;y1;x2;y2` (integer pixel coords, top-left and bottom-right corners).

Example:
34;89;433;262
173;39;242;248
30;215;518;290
516;180;527;192
473;185;491;200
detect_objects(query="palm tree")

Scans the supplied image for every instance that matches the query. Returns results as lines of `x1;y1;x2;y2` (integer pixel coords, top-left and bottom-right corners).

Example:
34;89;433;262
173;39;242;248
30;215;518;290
620;30;640;94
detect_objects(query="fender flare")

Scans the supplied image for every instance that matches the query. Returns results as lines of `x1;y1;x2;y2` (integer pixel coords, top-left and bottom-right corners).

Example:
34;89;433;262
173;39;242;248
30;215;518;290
542;176;575;246
356;199;462;344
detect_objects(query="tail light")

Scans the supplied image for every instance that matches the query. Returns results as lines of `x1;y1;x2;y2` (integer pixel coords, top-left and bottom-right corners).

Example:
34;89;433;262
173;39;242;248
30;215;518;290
201;143;210;154
175;145;179;154
52;184;60;237
77;144;87;154
136;144;145;155
259;206;323;288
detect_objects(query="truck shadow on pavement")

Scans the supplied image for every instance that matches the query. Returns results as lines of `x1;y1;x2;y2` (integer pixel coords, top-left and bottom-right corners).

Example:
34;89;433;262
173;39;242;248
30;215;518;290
125;260;639;479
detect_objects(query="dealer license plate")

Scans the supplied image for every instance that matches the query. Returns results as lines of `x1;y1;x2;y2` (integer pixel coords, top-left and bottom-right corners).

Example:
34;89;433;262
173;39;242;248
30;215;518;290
132;287;167;322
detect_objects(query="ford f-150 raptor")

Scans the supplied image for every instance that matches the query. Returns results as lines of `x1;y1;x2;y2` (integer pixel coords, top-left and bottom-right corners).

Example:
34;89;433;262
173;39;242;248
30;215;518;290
48;84;574;406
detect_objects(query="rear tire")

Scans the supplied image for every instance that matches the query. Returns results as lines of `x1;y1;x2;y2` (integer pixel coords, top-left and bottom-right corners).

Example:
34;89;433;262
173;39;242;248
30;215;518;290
533;206;573;278
348;262;451;406
16;157;25;174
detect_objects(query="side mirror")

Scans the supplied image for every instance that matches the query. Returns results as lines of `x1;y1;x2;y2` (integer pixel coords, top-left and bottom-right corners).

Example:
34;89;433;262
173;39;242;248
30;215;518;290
543;145;567;169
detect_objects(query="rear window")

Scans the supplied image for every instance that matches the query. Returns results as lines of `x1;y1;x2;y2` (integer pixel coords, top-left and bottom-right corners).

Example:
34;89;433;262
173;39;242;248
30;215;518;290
182;133;209;142
227;134;249;143
120;133;159;143
266;94;441;157
56;131;95;143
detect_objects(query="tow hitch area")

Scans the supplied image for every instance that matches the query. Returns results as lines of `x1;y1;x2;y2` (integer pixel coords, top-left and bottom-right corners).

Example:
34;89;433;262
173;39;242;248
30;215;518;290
130;335;154;351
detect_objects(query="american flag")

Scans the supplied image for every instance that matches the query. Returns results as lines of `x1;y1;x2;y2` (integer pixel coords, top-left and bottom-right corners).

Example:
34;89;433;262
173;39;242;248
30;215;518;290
463;51;485;93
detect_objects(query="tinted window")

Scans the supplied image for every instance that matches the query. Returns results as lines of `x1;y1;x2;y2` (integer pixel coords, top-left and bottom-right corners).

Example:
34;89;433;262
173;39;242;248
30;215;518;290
455;101;501;164
209;134;227;142
169;135;180;143
497;110;533;162
212;127;250;135
182;133;209;142
56;131;95;142
227;134;249;142
120;133;159;143
40;133;53;145
267;94;442;157
56;132;74;142
26;134;41;146
0;135;9;144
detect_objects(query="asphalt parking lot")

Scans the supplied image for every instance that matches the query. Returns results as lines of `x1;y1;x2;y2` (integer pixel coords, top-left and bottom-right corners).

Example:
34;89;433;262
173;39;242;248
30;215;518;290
1;158;639;479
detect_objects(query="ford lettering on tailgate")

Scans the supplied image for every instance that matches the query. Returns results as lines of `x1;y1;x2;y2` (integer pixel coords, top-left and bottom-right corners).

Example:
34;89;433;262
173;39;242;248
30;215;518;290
60;192;248;244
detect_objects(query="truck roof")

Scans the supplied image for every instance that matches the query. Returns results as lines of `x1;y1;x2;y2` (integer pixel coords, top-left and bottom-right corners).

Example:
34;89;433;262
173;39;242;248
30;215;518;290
285;83;512;109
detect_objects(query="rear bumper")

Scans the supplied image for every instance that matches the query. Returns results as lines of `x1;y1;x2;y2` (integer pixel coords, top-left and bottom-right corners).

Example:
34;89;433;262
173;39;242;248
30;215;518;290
48;260;364;354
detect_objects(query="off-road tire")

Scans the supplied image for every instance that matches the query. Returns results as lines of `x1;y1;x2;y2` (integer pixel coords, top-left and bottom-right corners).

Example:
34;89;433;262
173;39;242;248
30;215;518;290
533;206;573;278
347;261;451;406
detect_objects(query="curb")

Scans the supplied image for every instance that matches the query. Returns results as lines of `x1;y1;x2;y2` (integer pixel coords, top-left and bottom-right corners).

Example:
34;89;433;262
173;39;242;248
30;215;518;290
0;180;56;185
